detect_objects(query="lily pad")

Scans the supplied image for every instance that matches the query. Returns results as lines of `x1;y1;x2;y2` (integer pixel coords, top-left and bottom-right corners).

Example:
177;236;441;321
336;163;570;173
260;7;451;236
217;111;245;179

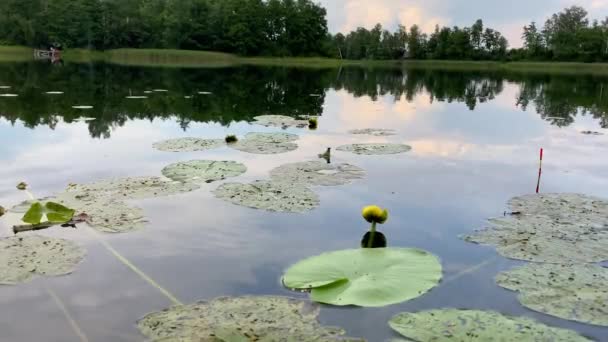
64;176;199;200
153;138;225;152
349;128;397;136
283;248;442;307
231;132;299;154
213;180;319;213
463;193;608;263
269;161;365;186
389;309;590;341
253;115;309;129
137;296;363;341
0;235;85;285
22;201;75;225
336;143;412;155
162;160;247;184
496;263;608;326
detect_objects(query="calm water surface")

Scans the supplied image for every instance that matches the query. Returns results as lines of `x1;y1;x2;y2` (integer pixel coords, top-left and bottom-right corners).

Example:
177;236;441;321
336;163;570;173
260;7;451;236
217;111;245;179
1;62;607;341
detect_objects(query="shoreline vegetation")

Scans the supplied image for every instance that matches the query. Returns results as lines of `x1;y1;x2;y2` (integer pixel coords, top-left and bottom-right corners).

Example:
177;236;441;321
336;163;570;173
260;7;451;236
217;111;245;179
3;46;608;74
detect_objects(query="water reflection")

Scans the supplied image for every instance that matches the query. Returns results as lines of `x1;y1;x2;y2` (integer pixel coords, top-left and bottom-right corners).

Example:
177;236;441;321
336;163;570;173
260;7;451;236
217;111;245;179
1;63;608;138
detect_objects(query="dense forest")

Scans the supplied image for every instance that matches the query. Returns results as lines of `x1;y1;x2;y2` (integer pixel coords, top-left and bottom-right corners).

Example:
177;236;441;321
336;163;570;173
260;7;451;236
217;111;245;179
1;1;607;62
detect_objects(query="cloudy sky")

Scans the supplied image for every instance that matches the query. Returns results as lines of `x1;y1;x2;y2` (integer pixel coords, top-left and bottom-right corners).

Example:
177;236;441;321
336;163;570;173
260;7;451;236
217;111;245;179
318;0;608;47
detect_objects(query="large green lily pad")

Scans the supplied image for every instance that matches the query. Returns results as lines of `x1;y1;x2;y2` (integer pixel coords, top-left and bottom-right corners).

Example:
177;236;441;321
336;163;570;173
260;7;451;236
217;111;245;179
162;160;247;184
269;161;365;186
231;132;299;154
137;296;364;341
22;201;75;225
336;143;412;155
283;248;442;307
0;235;86;285
153;138;225;152
253;115;309;129
389;309;590;341
349;128;397;136
496;263;608;326
213;180;319;213
463;193;608;263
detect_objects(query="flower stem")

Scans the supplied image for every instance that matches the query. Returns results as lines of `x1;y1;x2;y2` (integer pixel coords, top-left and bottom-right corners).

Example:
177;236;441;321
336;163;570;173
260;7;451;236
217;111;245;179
366;222;377;248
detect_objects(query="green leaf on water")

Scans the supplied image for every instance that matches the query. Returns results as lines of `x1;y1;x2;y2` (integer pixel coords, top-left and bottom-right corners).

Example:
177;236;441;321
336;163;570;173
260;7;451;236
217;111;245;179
21;201;75;225
282;248;442;307
22;202;44;224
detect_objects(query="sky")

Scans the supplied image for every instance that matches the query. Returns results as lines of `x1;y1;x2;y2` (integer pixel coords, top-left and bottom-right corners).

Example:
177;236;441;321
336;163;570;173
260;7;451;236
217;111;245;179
318;0;608;47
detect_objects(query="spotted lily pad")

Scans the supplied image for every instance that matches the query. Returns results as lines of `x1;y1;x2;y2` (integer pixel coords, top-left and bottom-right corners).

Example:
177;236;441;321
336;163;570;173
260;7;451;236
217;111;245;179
389;309;590;341
231;132;299;154
349;128;397;136
463;193;608;263
213;180;319;213
269;161;365;186
253;115;309;129
283;248;442;307
496;263;608;326
153;138;225;152
162;160;247;184
0;235;85;285
137;296;364;341
336;143;412;155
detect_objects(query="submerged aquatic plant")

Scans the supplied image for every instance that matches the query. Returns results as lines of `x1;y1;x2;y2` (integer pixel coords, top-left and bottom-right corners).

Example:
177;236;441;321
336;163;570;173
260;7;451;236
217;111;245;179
308;117;318;129
362;205;389;248
224;134;238;144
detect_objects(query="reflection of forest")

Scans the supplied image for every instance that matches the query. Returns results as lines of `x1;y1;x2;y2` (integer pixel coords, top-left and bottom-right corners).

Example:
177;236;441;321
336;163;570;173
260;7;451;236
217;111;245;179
0;62;607;138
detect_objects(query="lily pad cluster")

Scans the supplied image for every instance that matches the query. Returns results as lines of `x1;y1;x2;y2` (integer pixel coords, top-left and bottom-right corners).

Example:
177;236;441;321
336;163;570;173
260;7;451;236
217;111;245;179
252;114;309;129
349;128;397;136
153;132;300;154
137;296;363;341
0;235;86;285
162;160;247;184
496;263;608;326
337;143;412;155
463;193;608;263
213;161;365;213
282;248;442;307
389;309;590;341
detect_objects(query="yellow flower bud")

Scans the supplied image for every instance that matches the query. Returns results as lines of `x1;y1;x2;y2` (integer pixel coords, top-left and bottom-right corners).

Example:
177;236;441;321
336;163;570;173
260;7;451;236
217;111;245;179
362;205;389;224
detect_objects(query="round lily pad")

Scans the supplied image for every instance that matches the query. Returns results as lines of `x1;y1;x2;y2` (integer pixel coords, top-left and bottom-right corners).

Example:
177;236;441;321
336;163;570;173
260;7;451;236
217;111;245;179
0;235;85;285
463;193;608;263
349;128;397;136
162;160;247;184
389;309;590;341
253;115;308;129
496;263;608;326
231;132;299;154
283;248;442;307
213;180;319;213
65;176;199;200
269;161;365;186
137;296;363;341
336;143;412;155
153;137;225;152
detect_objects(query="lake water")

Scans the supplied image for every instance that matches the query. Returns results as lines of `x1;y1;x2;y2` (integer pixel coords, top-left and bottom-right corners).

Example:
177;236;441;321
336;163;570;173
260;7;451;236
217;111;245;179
0;62;607;341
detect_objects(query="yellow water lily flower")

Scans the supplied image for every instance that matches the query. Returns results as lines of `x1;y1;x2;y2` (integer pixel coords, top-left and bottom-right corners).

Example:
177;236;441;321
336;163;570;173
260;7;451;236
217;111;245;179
362;205;389;224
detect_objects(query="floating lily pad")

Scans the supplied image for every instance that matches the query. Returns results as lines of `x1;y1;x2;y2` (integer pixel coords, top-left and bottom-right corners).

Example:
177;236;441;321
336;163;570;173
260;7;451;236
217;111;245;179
253;115;309;129
496;263;608;326
138;296;363;341
337;143;412;155
153;138;225;152
463;193;608;263
231;132;299;154
389;309;590;341
269;161;365;186
162;160;247;184
22;201;75;225
45;91;64;95
349;128;397;136
0;235;85;285
0;94;18;97
283;248;442;307
72;105;93;109
213;180;319;213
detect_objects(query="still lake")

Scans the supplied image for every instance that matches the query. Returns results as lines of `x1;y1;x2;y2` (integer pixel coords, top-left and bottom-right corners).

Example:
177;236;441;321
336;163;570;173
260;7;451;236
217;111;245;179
1;62;607;341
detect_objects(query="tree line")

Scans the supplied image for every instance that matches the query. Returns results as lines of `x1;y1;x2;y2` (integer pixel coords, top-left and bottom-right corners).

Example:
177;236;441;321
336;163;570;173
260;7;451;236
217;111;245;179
1;2;608;62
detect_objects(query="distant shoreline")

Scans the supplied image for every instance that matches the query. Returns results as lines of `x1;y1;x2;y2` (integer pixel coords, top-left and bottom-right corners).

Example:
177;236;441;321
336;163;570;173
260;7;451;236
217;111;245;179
3;46;608;74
